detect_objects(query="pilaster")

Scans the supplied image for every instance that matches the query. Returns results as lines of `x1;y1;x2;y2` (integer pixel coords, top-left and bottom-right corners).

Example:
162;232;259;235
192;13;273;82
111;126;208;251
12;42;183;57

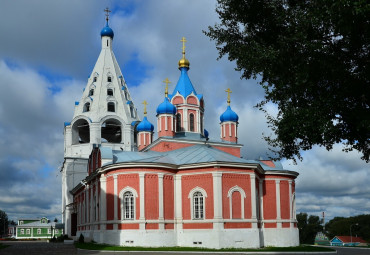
250;175;257;228
174;175;182;231
275;179;281;228
113;174;118;230
259;180;264;226
90;122;101;144
100;176;107;230
158;173;164;230
212;172;223;229
289;180;293;228
139;173;145;230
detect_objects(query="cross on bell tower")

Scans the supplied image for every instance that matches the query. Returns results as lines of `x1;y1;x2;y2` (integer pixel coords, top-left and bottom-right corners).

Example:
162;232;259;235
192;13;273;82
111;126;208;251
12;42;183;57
104;7;111;23
163;78;171;97
225;88;232;106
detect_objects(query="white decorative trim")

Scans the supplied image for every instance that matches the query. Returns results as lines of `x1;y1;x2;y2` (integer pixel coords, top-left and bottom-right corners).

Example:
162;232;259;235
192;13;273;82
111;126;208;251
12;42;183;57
227;185;246;219
188;186;208;198
259;180;264;221
174;175;182;230
119;186;139;221
188;187;207;220
291;192;296;220
113;175;118;220
250;175;257;221
139;173;145;229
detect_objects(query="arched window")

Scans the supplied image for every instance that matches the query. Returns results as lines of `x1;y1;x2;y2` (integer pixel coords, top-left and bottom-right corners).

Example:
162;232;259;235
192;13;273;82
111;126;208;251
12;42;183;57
83;102;90;112
189;113;195;132
176;113;182;132
107;102;115;112
123;191;135;219
72;119;90;144
101;119;121;143
193;191;204;219
107;76;112;82
89;89;94;96
231;191;242;219
107;89;113;96
227;186;246;219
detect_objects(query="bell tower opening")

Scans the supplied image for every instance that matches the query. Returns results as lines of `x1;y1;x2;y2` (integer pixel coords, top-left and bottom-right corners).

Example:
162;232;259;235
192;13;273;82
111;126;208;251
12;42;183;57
72;119;90;144
101;118;122;143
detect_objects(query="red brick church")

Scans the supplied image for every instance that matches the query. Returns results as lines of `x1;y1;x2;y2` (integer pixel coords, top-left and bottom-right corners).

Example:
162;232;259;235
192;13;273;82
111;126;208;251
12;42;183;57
67;14;299;249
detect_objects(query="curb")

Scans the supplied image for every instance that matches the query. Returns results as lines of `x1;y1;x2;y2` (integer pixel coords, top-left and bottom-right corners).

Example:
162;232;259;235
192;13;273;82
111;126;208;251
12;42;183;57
77;248;337;254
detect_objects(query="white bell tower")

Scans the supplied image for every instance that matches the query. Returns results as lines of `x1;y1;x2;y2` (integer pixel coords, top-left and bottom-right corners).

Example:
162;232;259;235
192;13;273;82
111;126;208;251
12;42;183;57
61;8;140;237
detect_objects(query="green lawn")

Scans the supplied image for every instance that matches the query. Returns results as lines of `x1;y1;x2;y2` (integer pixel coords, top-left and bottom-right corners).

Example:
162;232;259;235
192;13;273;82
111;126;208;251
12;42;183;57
0;243;10;250
75;242;335;252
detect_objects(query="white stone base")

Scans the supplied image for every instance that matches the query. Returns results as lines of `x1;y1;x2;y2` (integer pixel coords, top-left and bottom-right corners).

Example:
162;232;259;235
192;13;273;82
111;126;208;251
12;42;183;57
263;227;299;247
76;227;298;248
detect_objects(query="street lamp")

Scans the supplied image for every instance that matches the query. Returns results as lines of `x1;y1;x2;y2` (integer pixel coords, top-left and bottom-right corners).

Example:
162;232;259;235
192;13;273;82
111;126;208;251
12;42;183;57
350;223;359;246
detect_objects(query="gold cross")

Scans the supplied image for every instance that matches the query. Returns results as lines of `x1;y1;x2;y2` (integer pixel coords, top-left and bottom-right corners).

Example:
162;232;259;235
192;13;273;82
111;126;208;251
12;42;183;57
142;100;148;116
104;7;111;22
180;37;187;55
225;88;232;105
163;78;171;97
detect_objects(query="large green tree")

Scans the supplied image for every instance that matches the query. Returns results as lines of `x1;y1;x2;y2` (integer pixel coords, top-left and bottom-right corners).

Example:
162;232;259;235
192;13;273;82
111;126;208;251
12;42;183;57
297;212;323;244
0;210;8;237
205;0;370;162
325;214;370;241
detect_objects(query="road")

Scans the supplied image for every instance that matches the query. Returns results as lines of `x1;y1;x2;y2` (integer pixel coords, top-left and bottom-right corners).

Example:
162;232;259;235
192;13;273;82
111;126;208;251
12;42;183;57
1;240;370;255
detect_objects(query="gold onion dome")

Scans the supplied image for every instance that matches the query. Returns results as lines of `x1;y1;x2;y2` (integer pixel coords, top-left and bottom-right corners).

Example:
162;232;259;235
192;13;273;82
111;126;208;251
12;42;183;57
178;57;190;69
178;37;190;69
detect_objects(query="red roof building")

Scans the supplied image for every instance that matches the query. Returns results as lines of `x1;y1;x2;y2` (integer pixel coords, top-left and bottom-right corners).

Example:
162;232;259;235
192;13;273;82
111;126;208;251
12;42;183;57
330;236;367;246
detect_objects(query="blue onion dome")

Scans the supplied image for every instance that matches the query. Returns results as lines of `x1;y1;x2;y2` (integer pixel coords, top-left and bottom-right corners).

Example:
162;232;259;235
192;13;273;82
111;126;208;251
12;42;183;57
220;106;239;122
156;97;177;115
136;117;154;132
100;24;114;38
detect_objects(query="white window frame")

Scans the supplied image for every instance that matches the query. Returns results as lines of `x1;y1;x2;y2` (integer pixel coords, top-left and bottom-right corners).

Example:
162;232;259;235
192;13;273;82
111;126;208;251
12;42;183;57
188;187;207;220
21;229;24;234
227;185;246;219
119;186;138;220
37;228;41;235
26;229;30;235
48;228;51;234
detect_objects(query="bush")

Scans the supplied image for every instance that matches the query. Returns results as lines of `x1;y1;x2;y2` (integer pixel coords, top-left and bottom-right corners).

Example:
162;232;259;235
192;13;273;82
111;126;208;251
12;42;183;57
63;234;72;240
56;235;64;242
78;233;84;243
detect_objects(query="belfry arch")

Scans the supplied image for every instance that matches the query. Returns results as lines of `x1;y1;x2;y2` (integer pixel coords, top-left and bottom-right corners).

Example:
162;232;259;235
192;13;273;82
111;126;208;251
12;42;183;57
101;118;122;143
72;119;90;144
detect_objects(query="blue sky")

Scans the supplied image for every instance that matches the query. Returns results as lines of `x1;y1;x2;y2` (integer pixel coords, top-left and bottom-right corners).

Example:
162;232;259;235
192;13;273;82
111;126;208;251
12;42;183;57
0;0;368;223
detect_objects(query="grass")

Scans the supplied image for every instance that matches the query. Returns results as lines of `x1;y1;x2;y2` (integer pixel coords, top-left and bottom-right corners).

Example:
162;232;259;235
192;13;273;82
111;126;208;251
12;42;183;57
0;243;10;250
75;242;335;252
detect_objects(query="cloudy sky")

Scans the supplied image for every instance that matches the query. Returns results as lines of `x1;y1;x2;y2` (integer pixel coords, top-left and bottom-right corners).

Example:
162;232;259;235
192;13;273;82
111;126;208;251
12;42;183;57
0;0;368;223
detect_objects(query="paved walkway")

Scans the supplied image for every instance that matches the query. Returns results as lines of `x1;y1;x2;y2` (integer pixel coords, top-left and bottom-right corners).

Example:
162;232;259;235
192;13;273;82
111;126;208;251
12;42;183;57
0;240;77;255
3;240;367;255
